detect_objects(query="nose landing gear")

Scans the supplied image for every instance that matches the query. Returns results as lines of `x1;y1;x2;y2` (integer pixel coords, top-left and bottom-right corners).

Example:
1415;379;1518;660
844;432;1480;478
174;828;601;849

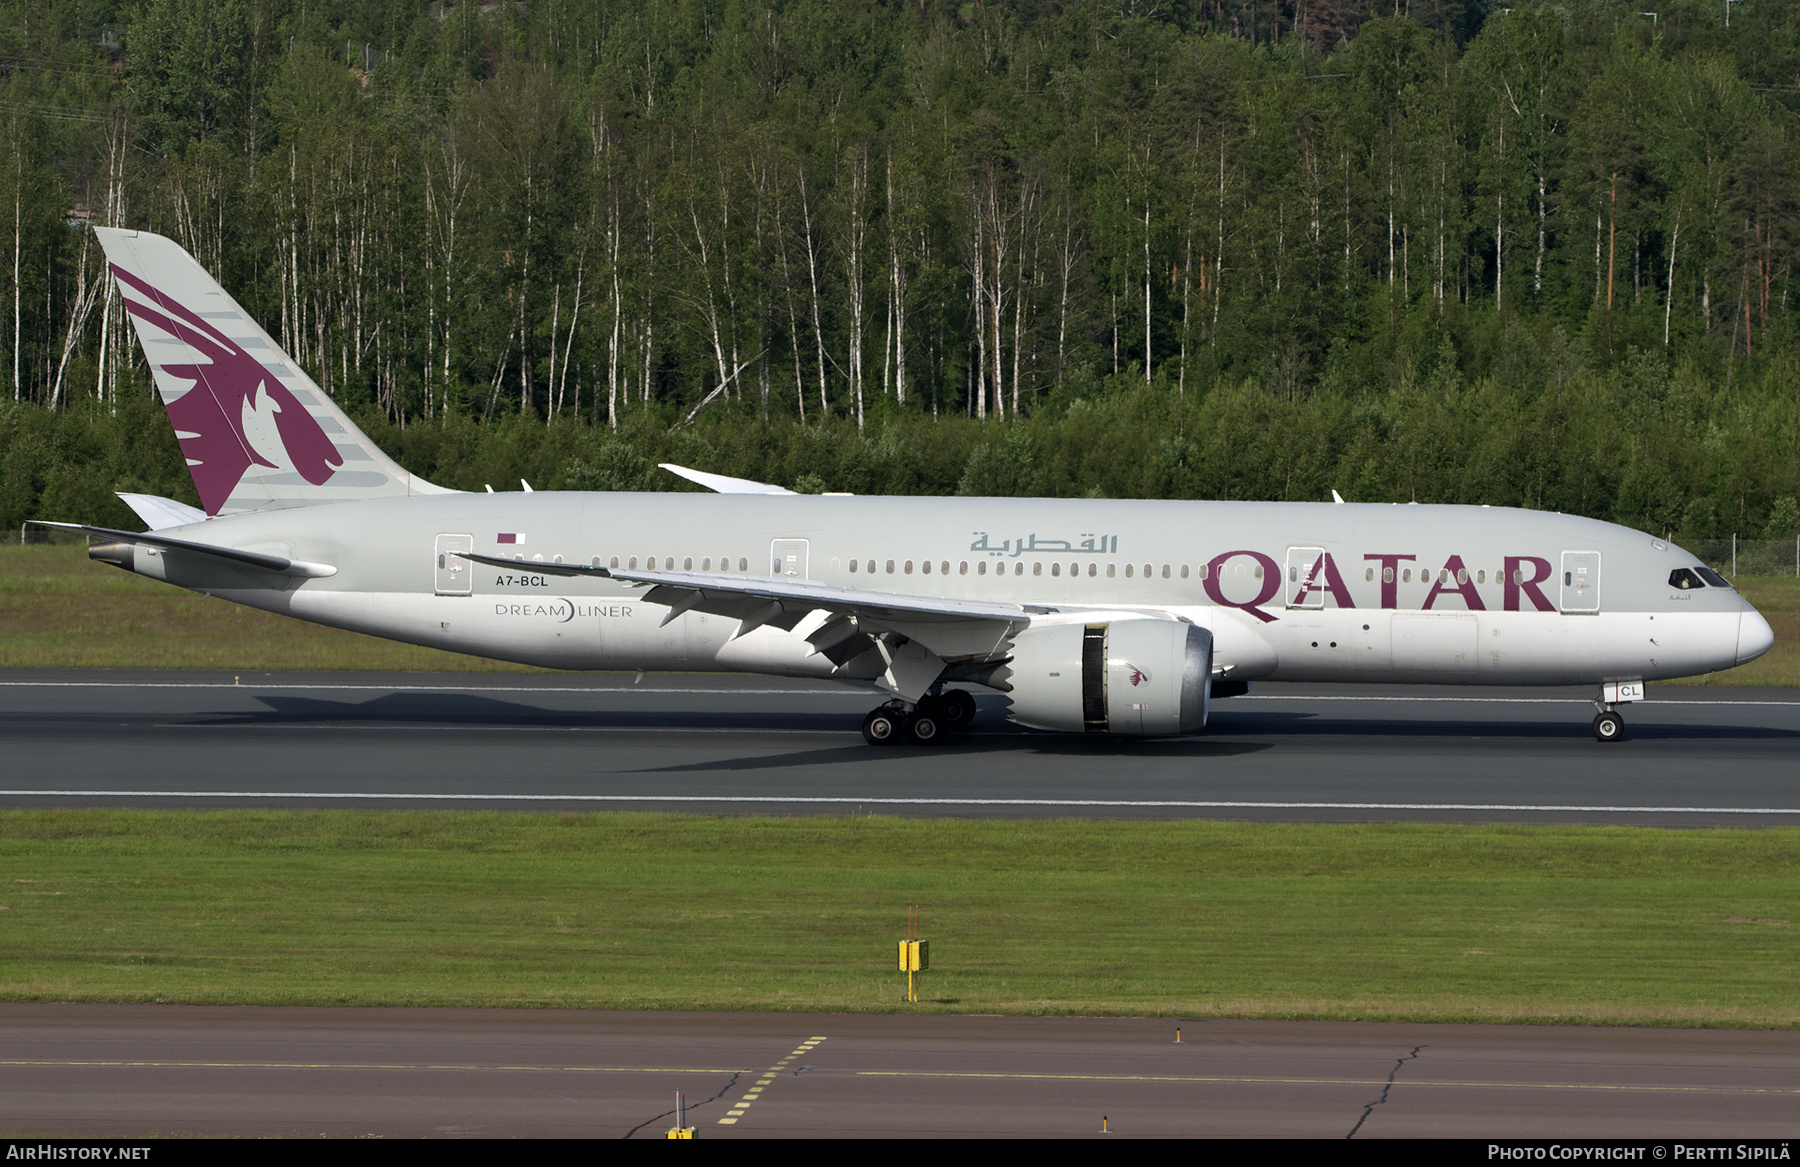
1591;680;1640;743
860;688;977;746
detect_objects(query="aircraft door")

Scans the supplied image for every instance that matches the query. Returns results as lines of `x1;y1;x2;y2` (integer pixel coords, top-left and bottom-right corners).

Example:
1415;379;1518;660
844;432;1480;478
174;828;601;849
1560;551;1601;613
435;533;473;595
1285;546;1327;609
770;538;810;579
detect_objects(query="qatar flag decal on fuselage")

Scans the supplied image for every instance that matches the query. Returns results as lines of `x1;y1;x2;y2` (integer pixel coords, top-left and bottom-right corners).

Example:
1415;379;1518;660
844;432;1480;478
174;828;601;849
110;263;342;516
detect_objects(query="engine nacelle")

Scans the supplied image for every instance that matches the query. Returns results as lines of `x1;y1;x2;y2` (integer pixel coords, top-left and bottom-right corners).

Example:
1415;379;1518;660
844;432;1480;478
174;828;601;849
1003;618;1212;735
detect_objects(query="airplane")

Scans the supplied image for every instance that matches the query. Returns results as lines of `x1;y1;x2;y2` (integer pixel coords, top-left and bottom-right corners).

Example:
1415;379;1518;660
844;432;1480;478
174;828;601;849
33;228;1775;746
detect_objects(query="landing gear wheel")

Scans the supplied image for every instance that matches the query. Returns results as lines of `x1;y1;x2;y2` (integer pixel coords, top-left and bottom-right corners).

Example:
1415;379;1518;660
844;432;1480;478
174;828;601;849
908;710;943;745
1592;710;1624;743
938;689;977;729
862;708;902;746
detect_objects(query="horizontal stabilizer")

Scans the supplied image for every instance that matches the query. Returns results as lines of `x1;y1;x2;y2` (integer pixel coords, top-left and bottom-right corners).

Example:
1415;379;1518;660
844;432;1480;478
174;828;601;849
29;521;336;578
116;492;207;531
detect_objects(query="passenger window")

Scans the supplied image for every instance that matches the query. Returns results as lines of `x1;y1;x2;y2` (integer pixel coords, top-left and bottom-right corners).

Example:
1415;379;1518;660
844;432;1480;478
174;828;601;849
1289;565;1298;582
1014;562;1024;576
1383;567;1393;584
1402;569;1411;582
959;561;968;575
628;556;638;569
849;559;858;573
1253;564;1264;579
886;560;895;574
1107;564;1116;578
610;556;619;568
701;557;711;571
1476;569;1485;584
1180;565;1190;579
865;560;874;574
978;561;987;576
1197;564;1208;580
684;556;693;570
1125;563;1134;578
1050;562;1060;577
739;558;748;571
1456;568;1467;584
1162;564;1170;579
665;557;675;570
1365;567;1374;582
904;560;913;574
942;561;950;575
921;560;931;575
1033;562;1043;576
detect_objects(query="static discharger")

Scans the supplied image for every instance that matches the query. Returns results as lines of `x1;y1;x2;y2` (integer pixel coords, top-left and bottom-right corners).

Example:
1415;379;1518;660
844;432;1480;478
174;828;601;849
899;903;929;1003
665;1091;694;1139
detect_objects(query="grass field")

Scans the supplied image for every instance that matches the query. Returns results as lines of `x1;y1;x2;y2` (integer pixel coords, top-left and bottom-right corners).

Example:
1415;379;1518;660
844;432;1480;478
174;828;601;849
0;811;1796;1026
1;541;1795;681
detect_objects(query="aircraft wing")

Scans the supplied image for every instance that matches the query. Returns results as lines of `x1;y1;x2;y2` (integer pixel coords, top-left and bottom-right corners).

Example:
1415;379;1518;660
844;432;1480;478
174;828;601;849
458;552;1041;686
658;463;795;495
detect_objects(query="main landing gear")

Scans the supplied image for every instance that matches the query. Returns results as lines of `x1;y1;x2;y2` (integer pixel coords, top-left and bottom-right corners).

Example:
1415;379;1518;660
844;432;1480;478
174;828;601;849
861;688;977;746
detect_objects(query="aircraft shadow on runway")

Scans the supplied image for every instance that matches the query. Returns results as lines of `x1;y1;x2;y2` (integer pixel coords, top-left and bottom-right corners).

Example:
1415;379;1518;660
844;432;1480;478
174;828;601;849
205;692;857;732
175;693;1800;748
631;734;1275;774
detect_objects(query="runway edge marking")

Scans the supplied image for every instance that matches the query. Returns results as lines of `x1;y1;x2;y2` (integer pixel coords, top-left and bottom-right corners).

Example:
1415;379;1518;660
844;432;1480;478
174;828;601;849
5;791;1800;815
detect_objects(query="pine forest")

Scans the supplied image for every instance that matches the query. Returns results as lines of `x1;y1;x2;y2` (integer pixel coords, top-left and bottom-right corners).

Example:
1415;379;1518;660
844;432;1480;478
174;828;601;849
2;0;1799;549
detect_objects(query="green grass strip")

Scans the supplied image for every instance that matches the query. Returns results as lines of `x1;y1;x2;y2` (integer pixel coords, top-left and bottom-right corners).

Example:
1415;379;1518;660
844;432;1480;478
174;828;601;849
1;810;1795;1026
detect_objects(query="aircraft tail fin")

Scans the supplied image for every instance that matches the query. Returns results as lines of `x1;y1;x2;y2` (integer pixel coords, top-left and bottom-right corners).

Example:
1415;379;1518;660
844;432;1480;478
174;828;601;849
93;227;454;517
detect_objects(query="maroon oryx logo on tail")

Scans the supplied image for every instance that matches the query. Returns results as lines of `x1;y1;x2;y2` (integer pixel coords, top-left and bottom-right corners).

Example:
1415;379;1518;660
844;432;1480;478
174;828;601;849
111;264;342;515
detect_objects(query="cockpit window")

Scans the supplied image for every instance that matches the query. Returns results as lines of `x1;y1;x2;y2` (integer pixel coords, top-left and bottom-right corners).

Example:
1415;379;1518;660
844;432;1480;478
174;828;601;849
1694;565;1733;589
1669;568;1705;590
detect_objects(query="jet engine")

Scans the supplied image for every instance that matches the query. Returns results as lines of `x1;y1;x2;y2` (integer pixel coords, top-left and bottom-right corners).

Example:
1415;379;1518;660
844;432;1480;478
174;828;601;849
1001;618;1212;735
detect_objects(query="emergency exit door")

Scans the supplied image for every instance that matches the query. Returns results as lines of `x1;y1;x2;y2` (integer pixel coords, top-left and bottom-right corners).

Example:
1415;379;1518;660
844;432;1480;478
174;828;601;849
770;538;809;579
435;533;473;595
1560;551;1601;613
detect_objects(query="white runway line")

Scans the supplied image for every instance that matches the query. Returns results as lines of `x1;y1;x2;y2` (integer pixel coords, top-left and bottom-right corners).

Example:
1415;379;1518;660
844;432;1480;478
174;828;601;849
0;680;1795;705
2;791;1798;814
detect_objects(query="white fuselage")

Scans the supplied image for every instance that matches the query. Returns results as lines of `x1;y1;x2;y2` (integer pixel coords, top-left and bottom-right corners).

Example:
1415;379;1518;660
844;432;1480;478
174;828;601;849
129;493;1772;690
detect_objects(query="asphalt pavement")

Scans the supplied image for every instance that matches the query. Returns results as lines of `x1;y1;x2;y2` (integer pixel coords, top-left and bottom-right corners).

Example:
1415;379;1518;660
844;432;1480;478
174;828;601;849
0;670;1797;824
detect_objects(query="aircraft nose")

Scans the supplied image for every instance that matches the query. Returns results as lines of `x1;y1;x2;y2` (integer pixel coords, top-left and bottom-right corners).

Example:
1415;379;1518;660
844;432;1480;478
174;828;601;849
1738;608;1775;665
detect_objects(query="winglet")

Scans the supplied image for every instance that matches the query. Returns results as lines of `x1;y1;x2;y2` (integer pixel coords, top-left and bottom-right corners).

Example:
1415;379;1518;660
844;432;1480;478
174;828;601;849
659;463;795;495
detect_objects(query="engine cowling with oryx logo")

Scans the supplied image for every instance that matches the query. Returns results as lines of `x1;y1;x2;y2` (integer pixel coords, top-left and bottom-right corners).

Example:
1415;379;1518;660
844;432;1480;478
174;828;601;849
1001;619;1212;735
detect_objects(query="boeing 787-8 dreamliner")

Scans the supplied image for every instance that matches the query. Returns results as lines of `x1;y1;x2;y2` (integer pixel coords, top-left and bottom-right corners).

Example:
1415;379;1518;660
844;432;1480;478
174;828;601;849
36;229;1775;745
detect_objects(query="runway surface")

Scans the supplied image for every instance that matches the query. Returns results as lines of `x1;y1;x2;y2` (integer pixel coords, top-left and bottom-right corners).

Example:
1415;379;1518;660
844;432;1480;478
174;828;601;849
2;670;1798;824
3;1005;1797;1138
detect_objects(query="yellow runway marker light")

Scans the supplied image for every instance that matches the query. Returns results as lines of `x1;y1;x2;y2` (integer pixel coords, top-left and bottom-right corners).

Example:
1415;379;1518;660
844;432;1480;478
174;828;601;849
899;903;929;1002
